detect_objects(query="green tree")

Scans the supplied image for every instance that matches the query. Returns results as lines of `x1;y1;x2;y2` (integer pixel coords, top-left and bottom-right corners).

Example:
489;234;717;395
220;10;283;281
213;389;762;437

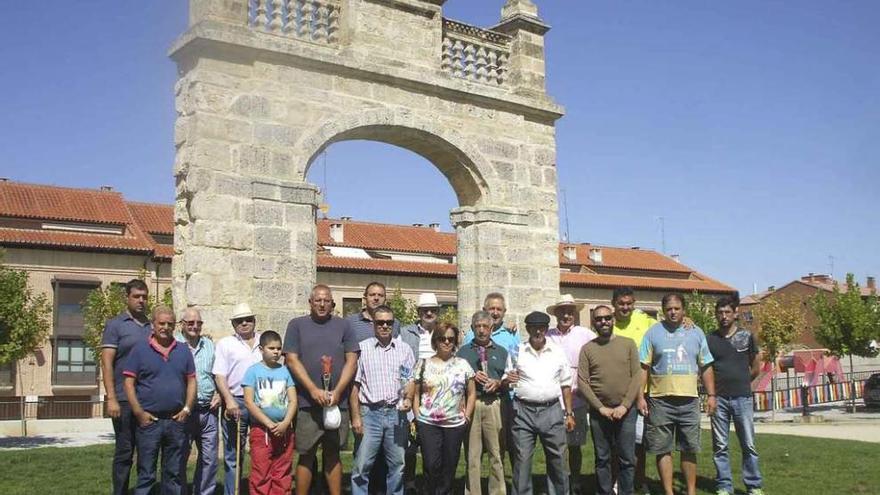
811;273;880;412
684;290;718;334
754;296;805;419
0;250;52;365
439;306;459;327
387;286;417;326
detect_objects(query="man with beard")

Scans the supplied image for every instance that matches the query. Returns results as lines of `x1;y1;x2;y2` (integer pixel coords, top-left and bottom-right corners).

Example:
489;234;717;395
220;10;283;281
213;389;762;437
578;306;641;495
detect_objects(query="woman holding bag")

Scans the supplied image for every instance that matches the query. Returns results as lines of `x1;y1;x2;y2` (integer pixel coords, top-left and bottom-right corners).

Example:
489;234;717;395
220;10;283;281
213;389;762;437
413;323;476;495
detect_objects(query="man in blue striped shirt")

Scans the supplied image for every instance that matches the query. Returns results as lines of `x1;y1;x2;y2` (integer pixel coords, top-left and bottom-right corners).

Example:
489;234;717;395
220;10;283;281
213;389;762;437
176;308;220;495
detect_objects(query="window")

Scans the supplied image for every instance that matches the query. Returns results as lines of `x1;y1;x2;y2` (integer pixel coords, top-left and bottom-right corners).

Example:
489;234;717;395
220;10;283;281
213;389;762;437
342;298;362;318
742;311;754;323
0;362;13;387
53;282;99;386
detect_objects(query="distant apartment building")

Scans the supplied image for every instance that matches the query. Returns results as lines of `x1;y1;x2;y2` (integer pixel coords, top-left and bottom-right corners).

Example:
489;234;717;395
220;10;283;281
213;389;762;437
0;180;735;415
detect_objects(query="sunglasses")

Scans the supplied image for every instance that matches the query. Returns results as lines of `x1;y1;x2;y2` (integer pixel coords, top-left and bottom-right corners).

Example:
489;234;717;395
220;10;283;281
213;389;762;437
374;319;394;327
233;317;255;325
436;336;457;344
594;315;614;323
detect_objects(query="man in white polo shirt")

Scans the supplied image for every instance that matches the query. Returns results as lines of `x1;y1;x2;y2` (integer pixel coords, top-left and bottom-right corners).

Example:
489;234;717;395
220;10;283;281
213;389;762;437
213;302;263;495
508;311;576;495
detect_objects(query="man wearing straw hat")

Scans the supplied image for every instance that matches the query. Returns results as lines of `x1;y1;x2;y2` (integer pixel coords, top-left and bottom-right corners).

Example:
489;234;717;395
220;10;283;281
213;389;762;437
546;294;596;492
213;302;263;494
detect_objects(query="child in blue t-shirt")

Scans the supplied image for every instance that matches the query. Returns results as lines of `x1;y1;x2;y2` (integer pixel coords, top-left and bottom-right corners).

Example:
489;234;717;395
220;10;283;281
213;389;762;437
243;331;297;495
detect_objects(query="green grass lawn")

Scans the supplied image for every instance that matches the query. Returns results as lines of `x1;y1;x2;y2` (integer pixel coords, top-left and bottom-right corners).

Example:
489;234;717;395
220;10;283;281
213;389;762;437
0;432;876;494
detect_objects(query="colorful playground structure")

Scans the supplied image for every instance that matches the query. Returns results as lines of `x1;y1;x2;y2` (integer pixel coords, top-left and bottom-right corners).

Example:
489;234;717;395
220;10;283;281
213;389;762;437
751;350;869;411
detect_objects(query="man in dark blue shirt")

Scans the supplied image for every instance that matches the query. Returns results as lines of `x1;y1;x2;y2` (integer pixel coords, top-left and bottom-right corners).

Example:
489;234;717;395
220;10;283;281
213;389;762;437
124;305;196;495
100;279;152;495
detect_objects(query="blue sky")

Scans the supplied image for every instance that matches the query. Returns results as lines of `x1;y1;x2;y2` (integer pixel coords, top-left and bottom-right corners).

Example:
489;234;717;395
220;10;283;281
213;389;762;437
2;1;878;295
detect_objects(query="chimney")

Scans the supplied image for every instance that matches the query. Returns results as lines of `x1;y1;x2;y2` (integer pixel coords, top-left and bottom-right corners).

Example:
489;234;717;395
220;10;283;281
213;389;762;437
340;216;351;221
0;178;9;182
588;247;603;264
329;222;344;243
768;285;775;292
868;276;876;291
670;254;681;263
412;223;424;228
100;185;113;191
429;223;440;232
807;272;815;282
563;245;577;262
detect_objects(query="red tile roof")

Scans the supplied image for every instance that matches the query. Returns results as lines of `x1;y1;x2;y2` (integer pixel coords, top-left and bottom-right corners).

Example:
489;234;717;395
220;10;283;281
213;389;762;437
559;244;692;273
0;182;735;291
560;272;735;293
317;219;456;256
0;181;131;225
128;202;174;235
317;254;458;277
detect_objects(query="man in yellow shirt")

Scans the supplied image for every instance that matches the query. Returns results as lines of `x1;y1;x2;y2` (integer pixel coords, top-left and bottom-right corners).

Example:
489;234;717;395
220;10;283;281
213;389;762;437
612;287;656;494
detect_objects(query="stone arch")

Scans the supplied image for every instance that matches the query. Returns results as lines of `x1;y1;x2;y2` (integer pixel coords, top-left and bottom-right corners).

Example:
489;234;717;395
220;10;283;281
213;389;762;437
172;0;564;332
299;109;494;207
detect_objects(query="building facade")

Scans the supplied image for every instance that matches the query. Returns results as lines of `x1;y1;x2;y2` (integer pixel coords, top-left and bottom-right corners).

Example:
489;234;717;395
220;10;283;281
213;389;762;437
0;180;735;415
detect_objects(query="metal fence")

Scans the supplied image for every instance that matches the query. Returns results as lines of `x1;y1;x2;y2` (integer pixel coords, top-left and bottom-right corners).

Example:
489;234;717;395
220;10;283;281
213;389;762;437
0;396;105;421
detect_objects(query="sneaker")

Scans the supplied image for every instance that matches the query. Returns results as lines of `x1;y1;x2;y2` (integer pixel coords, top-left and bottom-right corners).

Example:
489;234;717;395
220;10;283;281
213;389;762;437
748;489;766;495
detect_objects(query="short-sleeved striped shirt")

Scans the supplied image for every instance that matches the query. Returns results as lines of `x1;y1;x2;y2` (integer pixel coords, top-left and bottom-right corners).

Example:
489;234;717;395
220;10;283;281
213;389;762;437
639;323;714;398
355;337;416;406
175;333;216;405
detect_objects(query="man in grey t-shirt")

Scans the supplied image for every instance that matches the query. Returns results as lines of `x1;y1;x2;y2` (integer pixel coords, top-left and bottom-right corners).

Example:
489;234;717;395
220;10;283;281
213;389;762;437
284;284;358;495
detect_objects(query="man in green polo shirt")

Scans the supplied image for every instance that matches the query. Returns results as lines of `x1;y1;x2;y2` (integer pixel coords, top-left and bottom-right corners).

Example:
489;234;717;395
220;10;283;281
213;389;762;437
458;311;510;495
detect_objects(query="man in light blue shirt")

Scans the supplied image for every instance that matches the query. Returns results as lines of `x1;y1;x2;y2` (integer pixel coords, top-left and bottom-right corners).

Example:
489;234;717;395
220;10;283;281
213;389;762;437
176;308;220;495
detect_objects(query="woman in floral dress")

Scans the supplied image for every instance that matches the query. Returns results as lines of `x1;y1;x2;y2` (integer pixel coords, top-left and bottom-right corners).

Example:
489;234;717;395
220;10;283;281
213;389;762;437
413;322;476;494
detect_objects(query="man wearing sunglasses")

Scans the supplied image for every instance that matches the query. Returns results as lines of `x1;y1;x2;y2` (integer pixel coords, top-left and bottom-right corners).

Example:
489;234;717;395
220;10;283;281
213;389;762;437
176;307;220;495
213;302;263;495
350;305;416;495
578;306;641;495
399;292;442;492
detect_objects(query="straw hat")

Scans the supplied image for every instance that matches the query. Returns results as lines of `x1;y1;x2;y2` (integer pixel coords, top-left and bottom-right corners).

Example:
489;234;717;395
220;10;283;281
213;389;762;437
230;303;255;320
417;293;440;308
546;294;585;314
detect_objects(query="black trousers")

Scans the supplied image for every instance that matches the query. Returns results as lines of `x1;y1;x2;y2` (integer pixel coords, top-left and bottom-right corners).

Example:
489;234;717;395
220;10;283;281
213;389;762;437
416;421;467;495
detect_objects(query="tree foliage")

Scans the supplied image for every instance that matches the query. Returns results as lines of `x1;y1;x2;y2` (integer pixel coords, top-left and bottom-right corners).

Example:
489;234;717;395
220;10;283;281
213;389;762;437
811;273;880;360
684;290;718;335
82;279;172;369
387;286;418;326
0;250;52;365
754;296;805;363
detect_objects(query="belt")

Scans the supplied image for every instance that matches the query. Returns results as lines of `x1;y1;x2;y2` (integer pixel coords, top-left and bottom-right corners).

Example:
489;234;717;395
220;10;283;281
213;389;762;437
365;402;398;410
515;397;558;407
477;395;501;404
151;409;183;419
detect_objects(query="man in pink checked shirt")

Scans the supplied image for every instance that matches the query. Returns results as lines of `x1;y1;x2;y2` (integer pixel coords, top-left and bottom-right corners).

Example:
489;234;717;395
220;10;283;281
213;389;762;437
546;294;597;493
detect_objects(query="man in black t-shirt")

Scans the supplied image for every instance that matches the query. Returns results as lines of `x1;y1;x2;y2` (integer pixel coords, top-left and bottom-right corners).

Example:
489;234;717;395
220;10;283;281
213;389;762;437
706;295;765;495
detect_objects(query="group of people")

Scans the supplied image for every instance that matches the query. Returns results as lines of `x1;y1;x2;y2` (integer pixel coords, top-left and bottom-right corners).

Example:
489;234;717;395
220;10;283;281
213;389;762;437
102;279;765;495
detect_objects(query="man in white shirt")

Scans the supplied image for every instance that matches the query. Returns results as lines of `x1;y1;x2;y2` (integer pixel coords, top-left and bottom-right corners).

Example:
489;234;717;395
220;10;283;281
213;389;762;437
212;303;263;495
507;311;575;495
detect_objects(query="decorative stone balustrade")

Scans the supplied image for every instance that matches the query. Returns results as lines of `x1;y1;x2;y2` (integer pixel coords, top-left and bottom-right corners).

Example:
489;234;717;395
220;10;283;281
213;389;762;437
248;0;340;44
442;19;512;87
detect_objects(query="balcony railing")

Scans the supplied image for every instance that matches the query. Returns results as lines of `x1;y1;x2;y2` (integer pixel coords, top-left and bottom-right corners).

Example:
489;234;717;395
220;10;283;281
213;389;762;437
441;19;512;87
248;0;340;45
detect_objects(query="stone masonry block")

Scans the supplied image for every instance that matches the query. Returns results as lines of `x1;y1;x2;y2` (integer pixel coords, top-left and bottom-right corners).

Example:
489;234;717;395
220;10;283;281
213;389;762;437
254;281;296;307
253;201;285;226
255;227;290;255
189;194;239;221
253;123;301;148
186;273;214;306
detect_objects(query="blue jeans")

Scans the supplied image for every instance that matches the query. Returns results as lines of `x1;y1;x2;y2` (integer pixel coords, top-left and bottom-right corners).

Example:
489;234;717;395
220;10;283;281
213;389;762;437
590;407;637;495
135;417;187;495
351;406;407;495
711;396;763;492
111;401;137;495
221;397;251;495
180;404;219;495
